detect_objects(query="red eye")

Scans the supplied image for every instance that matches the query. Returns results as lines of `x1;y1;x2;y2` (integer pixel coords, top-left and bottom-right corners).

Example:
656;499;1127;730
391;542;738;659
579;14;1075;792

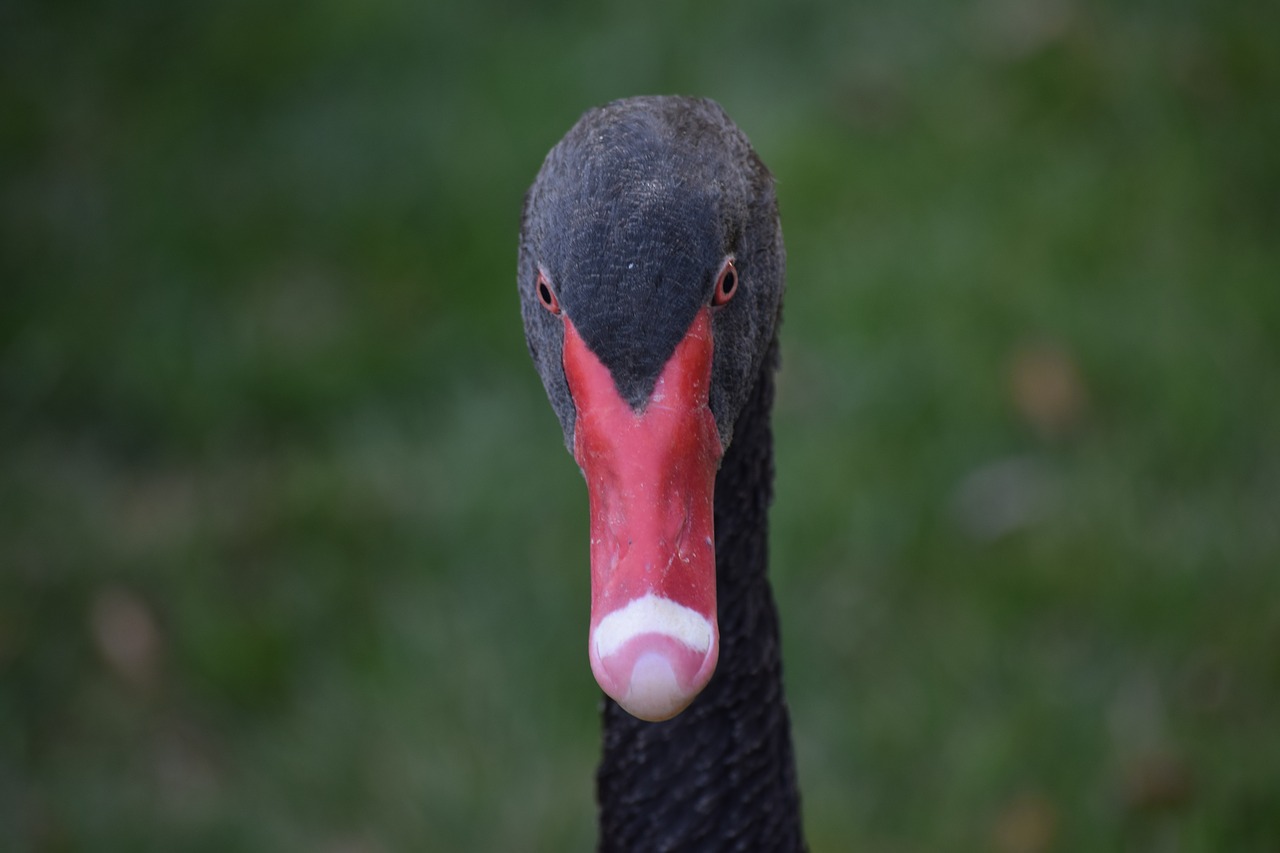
536;270;560;314
712;258;738;306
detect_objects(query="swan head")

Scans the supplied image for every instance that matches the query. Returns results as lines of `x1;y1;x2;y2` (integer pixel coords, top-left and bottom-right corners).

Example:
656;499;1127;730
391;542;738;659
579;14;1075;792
517;96;784;720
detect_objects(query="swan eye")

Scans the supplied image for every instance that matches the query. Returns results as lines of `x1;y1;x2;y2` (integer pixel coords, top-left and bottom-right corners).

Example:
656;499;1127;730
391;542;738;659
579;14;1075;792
712;258;738;306
536;270;560;314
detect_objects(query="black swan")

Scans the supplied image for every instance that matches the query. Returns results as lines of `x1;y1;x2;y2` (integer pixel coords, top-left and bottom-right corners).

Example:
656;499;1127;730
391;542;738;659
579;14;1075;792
518;96;804;851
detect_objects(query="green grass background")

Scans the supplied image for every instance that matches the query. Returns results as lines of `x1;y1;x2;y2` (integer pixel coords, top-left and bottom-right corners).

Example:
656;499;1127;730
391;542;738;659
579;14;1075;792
3;0;1278;850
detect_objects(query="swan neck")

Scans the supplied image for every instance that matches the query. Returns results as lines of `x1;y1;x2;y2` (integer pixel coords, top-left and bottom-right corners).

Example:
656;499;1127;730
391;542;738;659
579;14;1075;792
596;337;806;851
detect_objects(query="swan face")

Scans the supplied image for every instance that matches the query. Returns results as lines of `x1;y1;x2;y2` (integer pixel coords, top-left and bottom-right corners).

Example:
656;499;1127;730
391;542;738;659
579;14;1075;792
518;96;784;720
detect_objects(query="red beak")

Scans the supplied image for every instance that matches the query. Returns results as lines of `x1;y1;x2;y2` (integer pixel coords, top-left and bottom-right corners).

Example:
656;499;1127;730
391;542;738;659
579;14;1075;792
562;308;722;721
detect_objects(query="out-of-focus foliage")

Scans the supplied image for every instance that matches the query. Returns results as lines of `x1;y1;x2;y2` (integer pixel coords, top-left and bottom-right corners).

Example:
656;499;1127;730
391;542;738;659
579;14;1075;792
3;0;1277;850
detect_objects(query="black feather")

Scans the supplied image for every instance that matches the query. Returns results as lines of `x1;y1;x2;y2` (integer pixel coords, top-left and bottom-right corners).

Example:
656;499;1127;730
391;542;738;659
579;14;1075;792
518;96;804;852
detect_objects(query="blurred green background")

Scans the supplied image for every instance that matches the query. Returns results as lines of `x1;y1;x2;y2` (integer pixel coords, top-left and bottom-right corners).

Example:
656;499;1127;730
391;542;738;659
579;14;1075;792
3;0;1278;850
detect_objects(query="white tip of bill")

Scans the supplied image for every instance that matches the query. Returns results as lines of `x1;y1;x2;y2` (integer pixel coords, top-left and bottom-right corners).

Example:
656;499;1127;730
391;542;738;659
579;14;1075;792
589;594;718;722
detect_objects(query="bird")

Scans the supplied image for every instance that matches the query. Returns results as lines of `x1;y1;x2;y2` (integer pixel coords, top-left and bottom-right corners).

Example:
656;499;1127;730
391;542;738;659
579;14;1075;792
518;96;804;852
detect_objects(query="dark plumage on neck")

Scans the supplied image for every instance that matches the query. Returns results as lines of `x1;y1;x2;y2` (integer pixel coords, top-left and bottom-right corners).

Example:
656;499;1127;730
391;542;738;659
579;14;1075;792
596;339;805;852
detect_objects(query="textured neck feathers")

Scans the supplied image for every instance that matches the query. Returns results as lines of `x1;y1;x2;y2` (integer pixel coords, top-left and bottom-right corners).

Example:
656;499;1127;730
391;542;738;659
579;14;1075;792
595;337;806;852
